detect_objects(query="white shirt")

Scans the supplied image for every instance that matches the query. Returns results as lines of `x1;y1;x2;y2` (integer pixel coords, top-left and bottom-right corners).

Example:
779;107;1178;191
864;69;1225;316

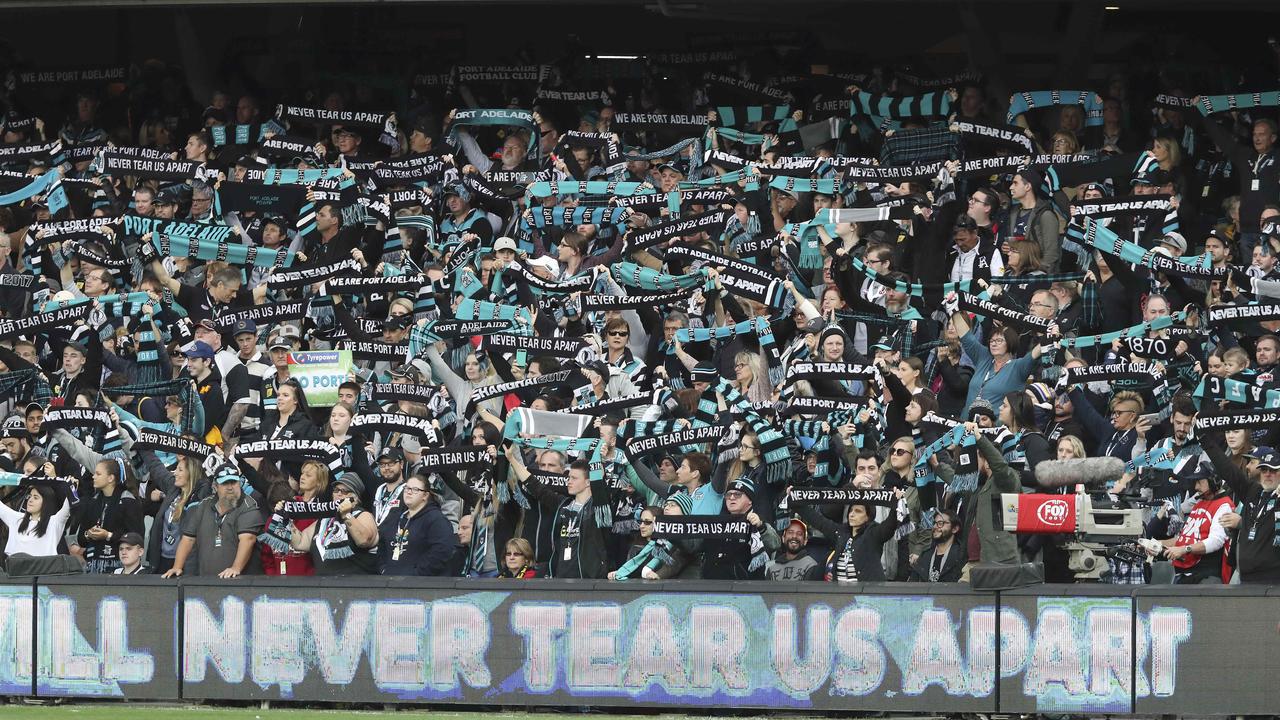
0;498;71;557
950;245;1004;284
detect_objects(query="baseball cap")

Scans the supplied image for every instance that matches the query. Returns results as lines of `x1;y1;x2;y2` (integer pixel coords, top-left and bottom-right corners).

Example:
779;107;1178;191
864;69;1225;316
262;215;289;232
232;319;258;337
267;335;292;351
442;182;471;203
493;236;518;253
389;363;422;380
377;446;404;462
1177;457;1212;481
953;214;978;232
583;360;610;379
116;531;145;548
803;317;826;335
411;115;440;138
196;318;219;332
213;465;244;484
785;518;810;536
153;187;181;206
184;341;216;359
526;255;560;276
1258;452;1280;470
385;314;414;331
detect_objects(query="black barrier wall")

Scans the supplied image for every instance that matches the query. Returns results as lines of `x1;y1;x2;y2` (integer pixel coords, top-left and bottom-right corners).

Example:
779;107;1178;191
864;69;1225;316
0;577;1277;714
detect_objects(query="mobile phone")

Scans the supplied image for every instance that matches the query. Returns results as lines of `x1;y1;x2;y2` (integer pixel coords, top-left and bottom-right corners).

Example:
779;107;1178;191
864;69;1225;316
1138;412;1160;425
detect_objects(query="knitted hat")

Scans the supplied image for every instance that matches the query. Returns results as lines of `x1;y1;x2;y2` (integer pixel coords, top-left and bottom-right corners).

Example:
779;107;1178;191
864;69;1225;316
333;472;365;497
968;397;997;422
664;487;693;515
725;476;756;504
1025;382;1055;411
817;324;849;354
1082;181;1114;197
691;362;718;384
0;415;28;440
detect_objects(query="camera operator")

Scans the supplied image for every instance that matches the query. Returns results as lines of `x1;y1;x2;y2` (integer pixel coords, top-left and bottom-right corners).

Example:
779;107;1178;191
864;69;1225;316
1156;460;1232;584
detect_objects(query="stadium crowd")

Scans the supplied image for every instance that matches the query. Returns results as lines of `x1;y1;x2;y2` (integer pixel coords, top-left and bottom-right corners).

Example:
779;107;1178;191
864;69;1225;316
2;42;1280;586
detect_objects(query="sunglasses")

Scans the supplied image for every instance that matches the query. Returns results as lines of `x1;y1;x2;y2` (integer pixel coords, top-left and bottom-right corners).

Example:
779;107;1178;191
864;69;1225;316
608;330;629;337
638;519;655;526
891;447;913;456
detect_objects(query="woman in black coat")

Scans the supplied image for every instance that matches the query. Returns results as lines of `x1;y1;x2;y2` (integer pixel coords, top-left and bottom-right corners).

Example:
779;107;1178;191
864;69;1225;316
796;487;904;583
72;457;145;574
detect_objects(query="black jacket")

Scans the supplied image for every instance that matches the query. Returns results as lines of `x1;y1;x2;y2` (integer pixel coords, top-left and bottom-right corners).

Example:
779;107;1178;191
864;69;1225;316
797;502;901;582
1205;434;1280;583
523;475;610;579
908;540;966;582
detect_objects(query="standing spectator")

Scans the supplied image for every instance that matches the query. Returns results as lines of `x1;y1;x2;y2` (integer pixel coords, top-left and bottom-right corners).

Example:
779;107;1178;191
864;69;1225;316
0;471;72;560
163;465;263;578
506;447;610;579
377;473;456;576
72;458;145;574
796;489;906;583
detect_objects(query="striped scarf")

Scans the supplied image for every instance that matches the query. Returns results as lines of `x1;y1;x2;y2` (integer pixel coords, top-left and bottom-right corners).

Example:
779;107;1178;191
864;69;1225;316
717;379;791;488
1005;90;1104;126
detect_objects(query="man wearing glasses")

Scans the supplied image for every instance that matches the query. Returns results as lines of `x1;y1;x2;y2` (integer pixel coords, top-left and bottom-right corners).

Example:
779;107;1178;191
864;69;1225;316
378;474;456;577
372;446;408;525
908;510;964;582
966;186;1000;239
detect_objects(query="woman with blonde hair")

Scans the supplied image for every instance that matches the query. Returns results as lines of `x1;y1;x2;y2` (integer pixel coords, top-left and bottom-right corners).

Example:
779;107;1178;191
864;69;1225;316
499;538;541;578
141;450;212;575
731;350;772;404
260;460;331;577
1056;435;1087;460
1151;135;1183;172
1049;131;1080;156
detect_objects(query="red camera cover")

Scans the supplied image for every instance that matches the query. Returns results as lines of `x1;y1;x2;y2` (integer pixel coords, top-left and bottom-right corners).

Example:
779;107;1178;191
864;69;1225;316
1015;494;1077;534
